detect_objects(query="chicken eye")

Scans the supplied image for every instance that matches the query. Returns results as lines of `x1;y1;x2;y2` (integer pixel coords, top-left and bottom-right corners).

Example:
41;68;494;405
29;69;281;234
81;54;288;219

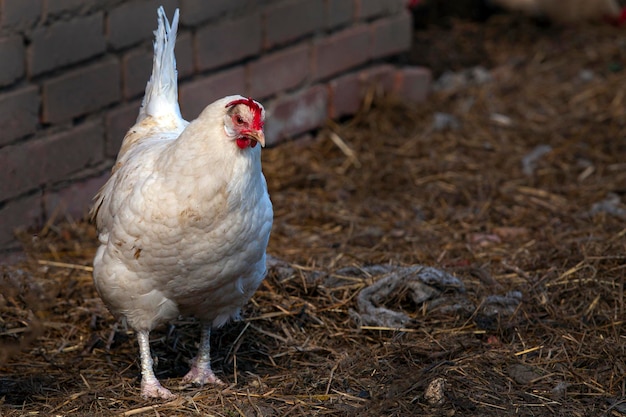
235;115;244;125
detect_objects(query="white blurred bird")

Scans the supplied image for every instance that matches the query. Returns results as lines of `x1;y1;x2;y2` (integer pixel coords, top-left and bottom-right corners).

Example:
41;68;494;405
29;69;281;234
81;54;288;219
489;0;625;24
91;7;273;399
406;0;626;25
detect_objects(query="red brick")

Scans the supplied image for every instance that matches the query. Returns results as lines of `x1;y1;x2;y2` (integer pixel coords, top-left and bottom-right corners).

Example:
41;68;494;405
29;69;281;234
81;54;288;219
122;46;152;100
0;121;105;201
107;0;179;50
175;31;194;79
370;10;412;59
28;12;106;77
195;13;261;72
247;43;310;99
325;0;355;29
362;64;396;93
43;0;87;16
265;85;328;145
179;0;247;26
43;173;109;220
355;0;404;20
1;0;42;31
0;85;39;146
0;193;42;249
263;0;325;49
327;64;394;119
105;101;140;157
0;35;25;87
327;71;361;119
393;66;432;103
312;25;370;81
179;67;246;119
42;57;120;124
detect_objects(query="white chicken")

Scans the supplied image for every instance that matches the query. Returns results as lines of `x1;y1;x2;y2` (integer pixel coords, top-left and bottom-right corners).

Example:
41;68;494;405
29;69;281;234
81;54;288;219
489;0;624;23
91;7;273;399
407;0;626;24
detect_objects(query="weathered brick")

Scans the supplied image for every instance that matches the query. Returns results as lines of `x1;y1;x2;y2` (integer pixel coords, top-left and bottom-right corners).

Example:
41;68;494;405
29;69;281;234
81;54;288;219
363;64;396;93
43;0;87;16
107;0;179;50
0;85;39;146
0;35;25;87
179;0;247;26
122;46;152;100
355;0;404;20
175;31;194;79
43;173;109;220
312;25;370;81
265;85;328;145
325;0;355;29
0;193;42;249
370;10;412;59
327;71;361;119
179;67;246;119
0;121;105;202
326;65;393;119
28;12;106;76
247;43;310;99
264;0;325;49
1;0;42;31
105;102;140;157
42;57;120;124
393;66;432;103
195;13;261;72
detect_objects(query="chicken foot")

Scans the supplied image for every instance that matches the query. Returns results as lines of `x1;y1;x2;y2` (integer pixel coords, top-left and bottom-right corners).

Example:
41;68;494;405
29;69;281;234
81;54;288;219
182;325;225;386
137;330;176;399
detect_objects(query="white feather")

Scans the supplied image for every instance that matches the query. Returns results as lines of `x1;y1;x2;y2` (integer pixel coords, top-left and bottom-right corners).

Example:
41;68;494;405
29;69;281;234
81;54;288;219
138;6;183;124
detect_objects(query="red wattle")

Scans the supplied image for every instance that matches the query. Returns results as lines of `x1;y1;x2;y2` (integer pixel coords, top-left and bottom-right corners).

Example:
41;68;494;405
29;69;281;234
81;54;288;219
236;138;250;149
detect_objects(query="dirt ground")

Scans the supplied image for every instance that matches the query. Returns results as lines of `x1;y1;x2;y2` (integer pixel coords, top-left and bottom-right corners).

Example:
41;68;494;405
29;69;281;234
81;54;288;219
2;12;626;417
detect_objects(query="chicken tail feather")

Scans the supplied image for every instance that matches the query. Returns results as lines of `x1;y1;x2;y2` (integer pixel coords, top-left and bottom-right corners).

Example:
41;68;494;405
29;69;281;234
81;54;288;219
138;6;181;123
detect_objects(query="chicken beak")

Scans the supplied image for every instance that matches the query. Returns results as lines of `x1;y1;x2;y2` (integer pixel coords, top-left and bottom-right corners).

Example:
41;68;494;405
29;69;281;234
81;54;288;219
248;130;266;147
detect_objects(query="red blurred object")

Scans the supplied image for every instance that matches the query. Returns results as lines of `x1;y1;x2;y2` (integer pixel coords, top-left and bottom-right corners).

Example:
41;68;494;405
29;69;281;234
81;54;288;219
407;0;422;9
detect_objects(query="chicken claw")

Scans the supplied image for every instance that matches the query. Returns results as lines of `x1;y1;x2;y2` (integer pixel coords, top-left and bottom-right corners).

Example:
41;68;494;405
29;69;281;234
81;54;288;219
181;365;224;386
137;330;176;400
181;325;225;386
141;380;177;400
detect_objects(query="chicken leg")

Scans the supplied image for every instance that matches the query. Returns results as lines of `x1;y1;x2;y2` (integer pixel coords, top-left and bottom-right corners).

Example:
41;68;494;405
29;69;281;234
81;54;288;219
182;325;225;386
137;330;176;399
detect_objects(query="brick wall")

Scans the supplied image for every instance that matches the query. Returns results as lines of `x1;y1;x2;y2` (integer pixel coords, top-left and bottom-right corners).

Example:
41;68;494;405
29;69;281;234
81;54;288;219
0;0;432;250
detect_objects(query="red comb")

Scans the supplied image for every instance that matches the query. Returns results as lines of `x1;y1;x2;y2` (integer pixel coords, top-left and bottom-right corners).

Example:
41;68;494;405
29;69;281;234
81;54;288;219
226;97;264;130
407;0;421;9
226;97;260;111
